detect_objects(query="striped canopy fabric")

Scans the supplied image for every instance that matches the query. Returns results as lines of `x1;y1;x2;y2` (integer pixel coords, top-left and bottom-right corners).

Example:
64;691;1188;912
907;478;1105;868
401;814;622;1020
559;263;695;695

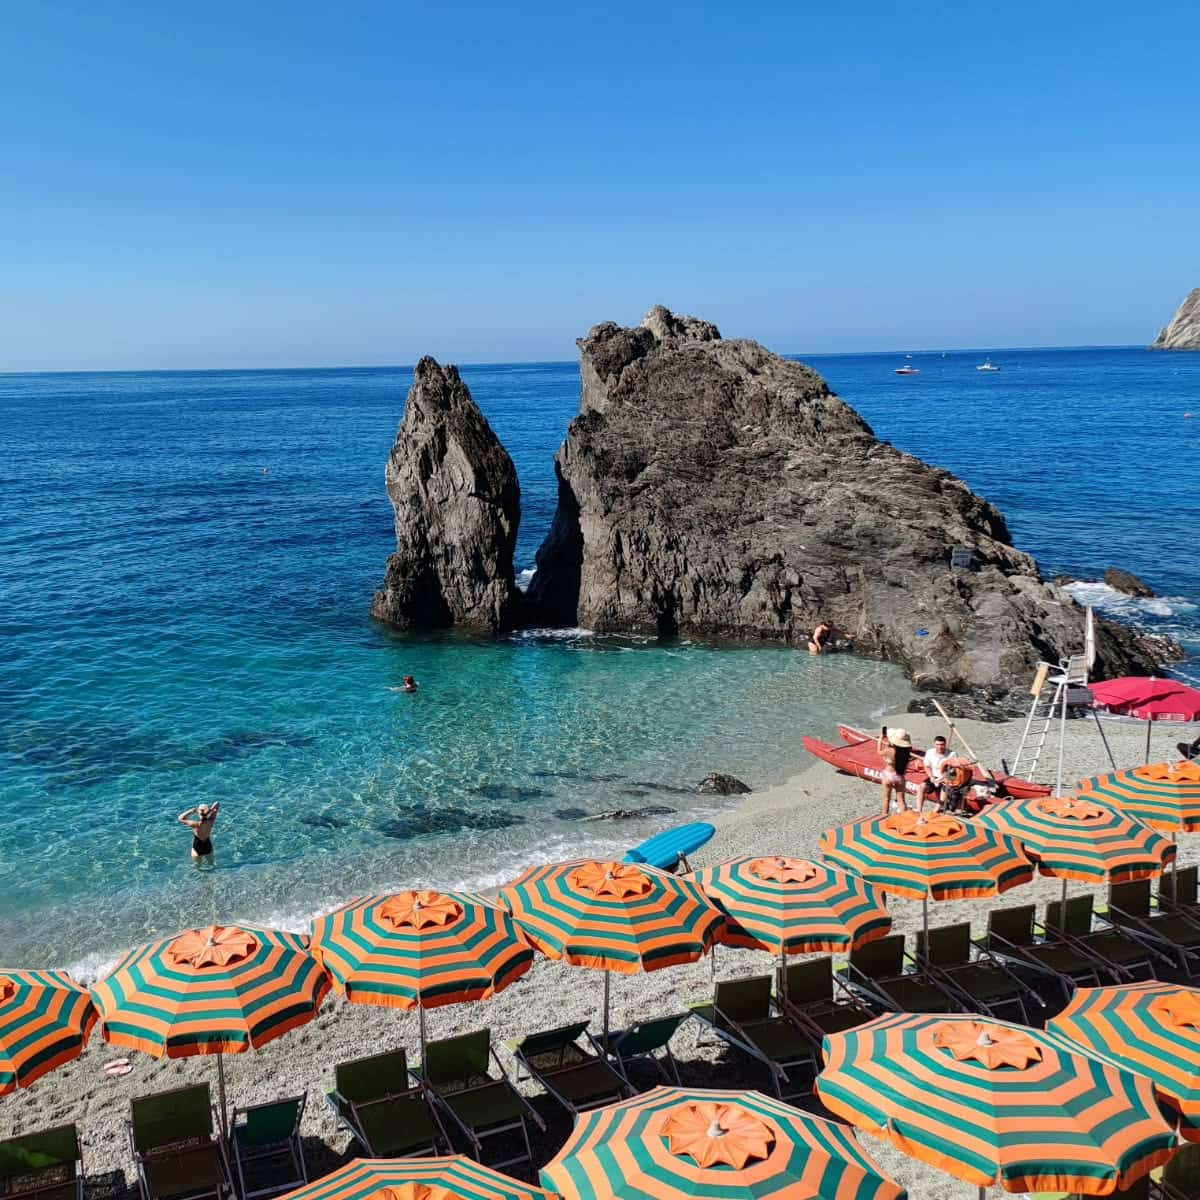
1079;761;1200;832
819;810;1033;901
91;925;330;1057
274;1155;556;1200
693;857;891;955
497;861;722;973
310;891;534;1011
541;1085;905;1200
0;969;97;1094
817;1012;1176;1195
973;795;1176;883
1048;982;1200;1144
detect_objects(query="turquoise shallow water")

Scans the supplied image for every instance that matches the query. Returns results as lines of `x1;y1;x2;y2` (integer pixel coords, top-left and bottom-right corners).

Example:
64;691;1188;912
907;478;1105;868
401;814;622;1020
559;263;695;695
2;348;1197;972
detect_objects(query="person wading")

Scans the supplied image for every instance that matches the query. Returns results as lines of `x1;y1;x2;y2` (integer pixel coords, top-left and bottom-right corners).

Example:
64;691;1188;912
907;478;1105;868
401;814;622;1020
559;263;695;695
178;802;220;860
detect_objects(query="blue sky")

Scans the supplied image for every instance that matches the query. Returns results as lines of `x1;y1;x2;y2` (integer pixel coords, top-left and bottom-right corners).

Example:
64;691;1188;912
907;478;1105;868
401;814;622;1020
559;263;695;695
2;1;1197;369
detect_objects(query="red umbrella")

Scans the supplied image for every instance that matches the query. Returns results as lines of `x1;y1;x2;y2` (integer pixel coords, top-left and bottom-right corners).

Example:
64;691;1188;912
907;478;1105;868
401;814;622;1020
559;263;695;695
1089;677;1200;762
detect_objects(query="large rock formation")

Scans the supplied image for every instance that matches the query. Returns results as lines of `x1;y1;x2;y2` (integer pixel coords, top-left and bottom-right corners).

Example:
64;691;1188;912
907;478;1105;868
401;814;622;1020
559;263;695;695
526;306;1166;692
1151;288;1200;349
371;357;521;632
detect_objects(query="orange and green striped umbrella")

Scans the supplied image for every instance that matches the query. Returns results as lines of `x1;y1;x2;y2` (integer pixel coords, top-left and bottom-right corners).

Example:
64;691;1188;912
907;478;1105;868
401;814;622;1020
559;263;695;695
693;857;891;956
817;1013;1176;1197
497;861;722;974
541;1085;905;1200
0;969;97;1094
1079;760;1200;832
973;795;1176;884
91;924;329;1057
311;891;533;1012
1048;983;1200;1144
818;808;1032;926
275;1155;556;1200
498;860;722;1040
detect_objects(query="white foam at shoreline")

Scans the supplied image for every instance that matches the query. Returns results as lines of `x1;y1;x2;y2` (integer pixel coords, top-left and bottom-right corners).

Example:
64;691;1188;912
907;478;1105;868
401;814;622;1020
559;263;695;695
1064;580;1195;622
515;567;535;591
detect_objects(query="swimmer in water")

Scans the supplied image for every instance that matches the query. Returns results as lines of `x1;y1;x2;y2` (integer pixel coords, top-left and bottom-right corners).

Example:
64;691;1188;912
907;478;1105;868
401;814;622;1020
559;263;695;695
389;675;419;693
178;802;220;860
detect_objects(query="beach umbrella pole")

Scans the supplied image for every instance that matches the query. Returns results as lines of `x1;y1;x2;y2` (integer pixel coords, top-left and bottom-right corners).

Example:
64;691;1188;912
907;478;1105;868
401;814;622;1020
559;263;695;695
1146;719;1152;765
418;1002;427;1065
1056;681;1069;797
1091;709;1117;769
216;1053;228;1138
602;971;610;1047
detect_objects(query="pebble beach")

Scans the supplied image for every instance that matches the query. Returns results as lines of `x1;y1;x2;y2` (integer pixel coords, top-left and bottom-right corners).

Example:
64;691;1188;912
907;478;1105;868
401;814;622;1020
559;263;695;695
4;712;1193;1200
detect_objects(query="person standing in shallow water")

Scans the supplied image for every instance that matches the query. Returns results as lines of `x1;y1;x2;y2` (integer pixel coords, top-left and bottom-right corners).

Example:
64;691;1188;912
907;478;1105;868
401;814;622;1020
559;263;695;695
178;802;220;860
877;727;912;816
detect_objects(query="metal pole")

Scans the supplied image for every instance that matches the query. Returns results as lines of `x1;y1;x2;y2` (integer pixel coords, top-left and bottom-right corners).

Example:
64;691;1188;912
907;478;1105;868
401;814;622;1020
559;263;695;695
419;1002;427;1066
1055;681;1069;797
1061;877;1068;910
216;1054;228;1139
602;972;611;1047
1145;719;1152;765
1091;710;1117;770
923;896;930;948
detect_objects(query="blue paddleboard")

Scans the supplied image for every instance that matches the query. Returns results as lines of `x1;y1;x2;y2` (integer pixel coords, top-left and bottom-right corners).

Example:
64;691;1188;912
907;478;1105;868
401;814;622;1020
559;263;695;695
624;821;716;871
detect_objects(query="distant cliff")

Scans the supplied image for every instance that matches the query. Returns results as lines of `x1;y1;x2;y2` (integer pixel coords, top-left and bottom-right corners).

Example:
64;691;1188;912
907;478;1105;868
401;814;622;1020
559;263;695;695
1151;288;1200;350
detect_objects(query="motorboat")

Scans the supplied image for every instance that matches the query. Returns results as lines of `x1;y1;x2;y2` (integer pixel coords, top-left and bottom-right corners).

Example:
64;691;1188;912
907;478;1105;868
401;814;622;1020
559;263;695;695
976;359;1000;372
894;365;921;375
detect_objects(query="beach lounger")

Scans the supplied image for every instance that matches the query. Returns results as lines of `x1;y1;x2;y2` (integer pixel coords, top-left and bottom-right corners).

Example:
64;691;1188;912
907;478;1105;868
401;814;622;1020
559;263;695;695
981;904;1104;997
324;1048;446;1158
596;1013;690;1084
690;975;815;1098
775;957;873;1040
229;1096;306;1200
1158;864;1200;922
1045;894;1166;981
414;1029;543;1169
0;1124;83;1200
128;1084;232;1200
509;1022;632;1114
914;922;1040;1022
1107;880;1200;976
624;822;715;873
846;934;964;1013
1156;1140;1200;1199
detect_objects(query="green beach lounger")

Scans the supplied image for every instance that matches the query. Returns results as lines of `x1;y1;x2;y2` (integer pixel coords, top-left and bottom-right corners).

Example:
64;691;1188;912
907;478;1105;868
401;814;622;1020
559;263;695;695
128;1084;232;1200
914;923;1042;1022
229;1095;306;1200
847;934;964;1014
0;1124;83;1200
776;956;873;1040
1108;880;1200;976
1045;894;1164;981
509;1022;632;1114
690;975;815;1099
596;1013;690;1085
325;1048;447;1158
982;904;1105;997
413;1029;544;1169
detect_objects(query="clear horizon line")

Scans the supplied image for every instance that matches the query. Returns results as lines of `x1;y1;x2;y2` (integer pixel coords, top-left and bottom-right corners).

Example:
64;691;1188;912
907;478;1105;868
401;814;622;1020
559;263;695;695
0;341;1155;378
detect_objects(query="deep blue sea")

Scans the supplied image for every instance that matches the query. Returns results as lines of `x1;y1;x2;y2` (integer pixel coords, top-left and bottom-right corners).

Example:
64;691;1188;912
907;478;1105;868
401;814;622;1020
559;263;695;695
2;346;1198;972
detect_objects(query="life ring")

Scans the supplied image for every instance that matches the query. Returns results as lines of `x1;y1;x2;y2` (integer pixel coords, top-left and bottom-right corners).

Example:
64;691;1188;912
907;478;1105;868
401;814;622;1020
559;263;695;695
943;762;974;790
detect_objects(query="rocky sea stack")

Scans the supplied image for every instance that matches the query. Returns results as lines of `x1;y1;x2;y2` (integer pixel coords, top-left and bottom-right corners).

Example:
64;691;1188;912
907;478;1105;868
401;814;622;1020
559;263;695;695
370;356;521;632
1151;287;1200;350
374;308;1173;694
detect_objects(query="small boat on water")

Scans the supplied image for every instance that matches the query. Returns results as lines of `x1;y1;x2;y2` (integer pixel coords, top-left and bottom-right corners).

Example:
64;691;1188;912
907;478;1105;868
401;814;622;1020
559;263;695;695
894;366;921;375
976;359;1000;372
801;724;1052;804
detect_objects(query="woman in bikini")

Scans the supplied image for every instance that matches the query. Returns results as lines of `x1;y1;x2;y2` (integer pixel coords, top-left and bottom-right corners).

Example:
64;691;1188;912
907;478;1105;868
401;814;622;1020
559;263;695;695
178;801;220;859
877;727;912;816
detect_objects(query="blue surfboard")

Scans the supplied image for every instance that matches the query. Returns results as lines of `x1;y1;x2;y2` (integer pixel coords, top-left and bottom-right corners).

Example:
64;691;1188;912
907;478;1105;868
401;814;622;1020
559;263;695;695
624;821;716;872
